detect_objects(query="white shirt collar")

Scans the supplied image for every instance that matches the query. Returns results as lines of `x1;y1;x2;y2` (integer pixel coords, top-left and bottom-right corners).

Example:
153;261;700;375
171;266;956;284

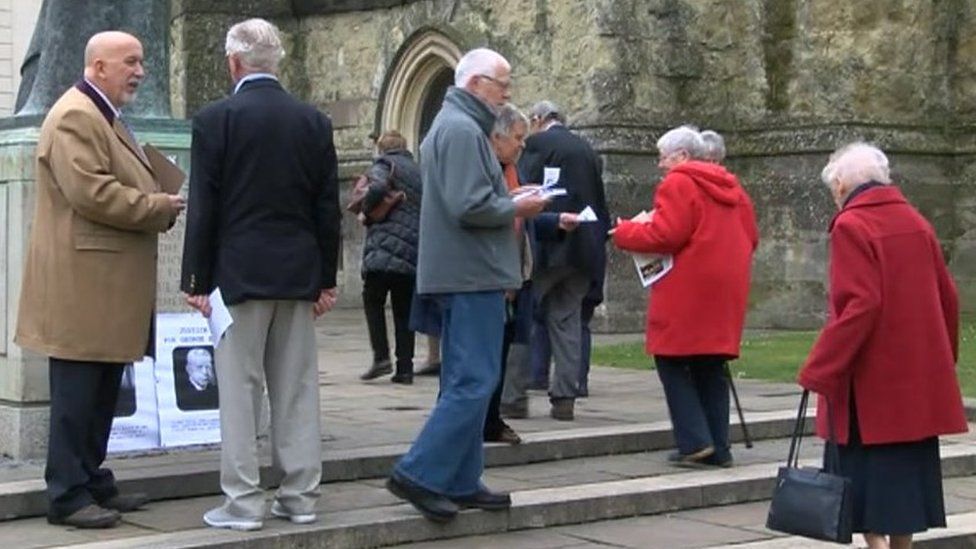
84;78;120;118
233;73;278;94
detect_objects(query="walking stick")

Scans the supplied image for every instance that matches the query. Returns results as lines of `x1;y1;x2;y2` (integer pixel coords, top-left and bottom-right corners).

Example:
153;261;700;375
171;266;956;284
725;363;753;449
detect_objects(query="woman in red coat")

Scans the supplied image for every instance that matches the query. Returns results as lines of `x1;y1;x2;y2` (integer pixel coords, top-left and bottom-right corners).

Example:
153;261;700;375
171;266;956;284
613;126;758;468
798;142;967;549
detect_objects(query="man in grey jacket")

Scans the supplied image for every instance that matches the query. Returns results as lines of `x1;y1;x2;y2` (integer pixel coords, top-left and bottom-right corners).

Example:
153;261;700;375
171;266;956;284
386;48;547;522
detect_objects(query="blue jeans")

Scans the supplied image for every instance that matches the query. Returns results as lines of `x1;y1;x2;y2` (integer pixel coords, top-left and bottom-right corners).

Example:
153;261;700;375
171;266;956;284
654;356;731;463
394;291;505;497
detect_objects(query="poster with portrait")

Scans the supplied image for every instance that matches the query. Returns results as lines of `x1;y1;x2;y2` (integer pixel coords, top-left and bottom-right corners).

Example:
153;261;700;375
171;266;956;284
155;313;222;447
107;357;161;453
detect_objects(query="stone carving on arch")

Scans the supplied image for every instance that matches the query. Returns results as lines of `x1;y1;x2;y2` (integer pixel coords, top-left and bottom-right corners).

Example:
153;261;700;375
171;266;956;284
379;29;462;152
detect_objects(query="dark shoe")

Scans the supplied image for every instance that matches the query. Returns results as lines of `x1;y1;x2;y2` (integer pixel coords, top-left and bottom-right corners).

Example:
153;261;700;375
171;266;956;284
450;488;511;510
667;446;716;468
500;403;528;419
360;359;392;381
385;474;458;523
550;398;575;421
100;492;149;512
48;504;120;528
391;373;413;385
484;423;522;445
415;362;441;376
703;454;734;468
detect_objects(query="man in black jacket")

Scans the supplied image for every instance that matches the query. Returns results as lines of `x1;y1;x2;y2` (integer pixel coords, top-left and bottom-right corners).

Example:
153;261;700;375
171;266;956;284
180;18;340;531
518;101;609;421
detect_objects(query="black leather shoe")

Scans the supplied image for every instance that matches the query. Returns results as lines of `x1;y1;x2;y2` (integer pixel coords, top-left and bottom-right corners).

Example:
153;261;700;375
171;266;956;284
385;475;458;522
360;359;392;381
100;492;149;512
390;373;413;385
48;504;120;528
450;488;511;510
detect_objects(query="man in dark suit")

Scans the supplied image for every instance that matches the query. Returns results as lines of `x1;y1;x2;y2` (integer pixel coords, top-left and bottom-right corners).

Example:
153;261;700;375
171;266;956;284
180;18;340;531
518;101;609;421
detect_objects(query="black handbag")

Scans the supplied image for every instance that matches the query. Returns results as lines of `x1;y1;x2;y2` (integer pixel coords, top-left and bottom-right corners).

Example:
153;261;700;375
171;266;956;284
766;390;853;544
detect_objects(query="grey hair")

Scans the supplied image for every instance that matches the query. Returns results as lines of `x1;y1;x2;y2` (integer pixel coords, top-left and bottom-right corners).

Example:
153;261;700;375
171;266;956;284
820;142;891;188
493;103;528;136
455;48;508;88
528;100;565;124
699;130;726;162
656;125;705;158
225;18;285;73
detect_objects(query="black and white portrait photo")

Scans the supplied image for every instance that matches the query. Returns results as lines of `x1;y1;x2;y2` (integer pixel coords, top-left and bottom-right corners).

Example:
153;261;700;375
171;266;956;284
172;346;219;411
113;363;137;418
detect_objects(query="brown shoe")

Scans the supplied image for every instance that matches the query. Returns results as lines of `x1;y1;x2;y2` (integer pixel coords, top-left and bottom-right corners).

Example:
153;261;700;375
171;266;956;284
48;504;120;528
550;398;575;421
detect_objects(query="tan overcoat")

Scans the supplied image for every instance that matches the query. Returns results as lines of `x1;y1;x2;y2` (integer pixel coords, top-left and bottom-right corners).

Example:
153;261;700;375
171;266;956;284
15;85;175;363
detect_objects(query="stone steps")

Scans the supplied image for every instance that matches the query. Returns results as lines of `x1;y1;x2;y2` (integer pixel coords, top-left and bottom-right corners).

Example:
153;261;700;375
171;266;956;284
0;409;807;522
3;433;975;548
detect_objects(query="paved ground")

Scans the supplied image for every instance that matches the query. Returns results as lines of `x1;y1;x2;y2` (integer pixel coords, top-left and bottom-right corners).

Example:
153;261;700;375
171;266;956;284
1;307;962;548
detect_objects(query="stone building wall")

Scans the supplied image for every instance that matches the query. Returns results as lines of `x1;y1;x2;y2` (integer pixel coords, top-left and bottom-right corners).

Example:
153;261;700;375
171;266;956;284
170;0;976;331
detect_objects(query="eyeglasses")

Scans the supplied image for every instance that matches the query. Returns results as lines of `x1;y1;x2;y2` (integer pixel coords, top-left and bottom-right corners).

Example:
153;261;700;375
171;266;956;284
478;74;512;90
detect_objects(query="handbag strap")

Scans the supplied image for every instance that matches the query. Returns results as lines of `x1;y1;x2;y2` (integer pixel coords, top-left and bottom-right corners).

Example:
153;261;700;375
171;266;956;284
786;390;809;468
787;389;844;472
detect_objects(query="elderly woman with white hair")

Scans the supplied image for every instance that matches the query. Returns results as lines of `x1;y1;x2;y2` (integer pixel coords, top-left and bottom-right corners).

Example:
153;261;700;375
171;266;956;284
798;143;967;548
612;125;758;468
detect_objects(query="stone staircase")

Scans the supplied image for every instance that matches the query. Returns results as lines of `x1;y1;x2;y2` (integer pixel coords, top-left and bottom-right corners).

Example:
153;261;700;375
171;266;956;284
2;412;976;548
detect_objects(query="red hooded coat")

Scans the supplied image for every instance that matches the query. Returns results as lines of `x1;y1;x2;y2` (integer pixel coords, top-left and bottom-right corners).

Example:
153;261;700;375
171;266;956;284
798;185;967;445
613;161;758;358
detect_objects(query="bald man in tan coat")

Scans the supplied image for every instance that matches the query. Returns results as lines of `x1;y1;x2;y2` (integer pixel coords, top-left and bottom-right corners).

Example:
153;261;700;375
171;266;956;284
15;31;184;529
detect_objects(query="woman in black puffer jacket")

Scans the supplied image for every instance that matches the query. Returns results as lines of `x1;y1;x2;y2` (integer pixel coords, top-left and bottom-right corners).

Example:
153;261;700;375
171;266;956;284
358;131;423;384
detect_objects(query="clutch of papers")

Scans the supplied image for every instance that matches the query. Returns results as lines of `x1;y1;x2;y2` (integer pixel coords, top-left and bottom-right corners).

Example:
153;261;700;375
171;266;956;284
625;210;673;287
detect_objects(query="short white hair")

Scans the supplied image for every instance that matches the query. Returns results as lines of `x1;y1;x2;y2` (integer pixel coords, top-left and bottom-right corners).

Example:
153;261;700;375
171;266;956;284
493;103;528;136
820;142;891;188
699;130;726;162
455;48;508;88
656;125;705;158
186;348;212;367
225;18;285;73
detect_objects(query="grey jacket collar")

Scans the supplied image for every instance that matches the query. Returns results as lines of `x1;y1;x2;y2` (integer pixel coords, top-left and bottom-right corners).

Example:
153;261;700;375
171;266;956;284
443;86;496;136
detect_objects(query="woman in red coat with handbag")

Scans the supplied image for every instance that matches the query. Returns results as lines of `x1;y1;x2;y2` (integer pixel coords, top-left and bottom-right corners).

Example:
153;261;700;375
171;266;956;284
613;126;758;468
798;142;967;549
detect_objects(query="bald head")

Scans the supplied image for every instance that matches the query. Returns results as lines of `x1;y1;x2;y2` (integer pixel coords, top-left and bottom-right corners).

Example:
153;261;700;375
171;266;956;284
83;31;145;109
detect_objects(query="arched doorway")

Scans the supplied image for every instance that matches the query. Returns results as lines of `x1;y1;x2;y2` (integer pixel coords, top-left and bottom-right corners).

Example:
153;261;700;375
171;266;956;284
379;30;462;153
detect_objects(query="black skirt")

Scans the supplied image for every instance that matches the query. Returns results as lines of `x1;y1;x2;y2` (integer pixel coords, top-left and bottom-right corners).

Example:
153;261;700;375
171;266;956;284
825;398;947;535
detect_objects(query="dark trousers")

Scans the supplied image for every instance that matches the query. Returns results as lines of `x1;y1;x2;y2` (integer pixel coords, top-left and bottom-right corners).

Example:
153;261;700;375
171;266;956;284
484;318;514;438
530;298;597;392
362;271;416;374
654;355;731;463
46;358;124;519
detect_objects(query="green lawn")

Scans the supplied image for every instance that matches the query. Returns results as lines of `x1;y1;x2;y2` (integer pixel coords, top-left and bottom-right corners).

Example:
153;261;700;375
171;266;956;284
593;323;976;397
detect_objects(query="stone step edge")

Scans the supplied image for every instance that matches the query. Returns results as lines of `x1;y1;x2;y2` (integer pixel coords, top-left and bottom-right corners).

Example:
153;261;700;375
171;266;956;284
60;442;976;549
0;409;810;522
719;510;976;548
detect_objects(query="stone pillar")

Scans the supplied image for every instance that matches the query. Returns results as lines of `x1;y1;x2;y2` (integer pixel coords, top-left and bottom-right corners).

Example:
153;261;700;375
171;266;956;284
0;117;190;459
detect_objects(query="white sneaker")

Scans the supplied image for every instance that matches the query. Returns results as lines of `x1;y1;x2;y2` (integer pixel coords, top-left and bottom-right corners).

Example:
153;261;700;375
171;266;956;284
270;501;317;524
203;507;263;531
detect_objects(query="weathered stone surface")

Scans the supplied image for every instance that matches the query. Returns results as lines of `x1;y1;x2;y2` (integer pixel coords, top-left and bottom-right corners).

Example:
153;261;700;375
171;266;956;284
170;0;976;328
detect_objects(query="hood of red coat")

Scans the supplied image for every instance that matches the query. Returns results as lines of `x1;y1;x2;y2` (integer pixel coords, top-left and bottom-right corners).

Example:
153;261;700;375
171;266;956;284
669;160;744;206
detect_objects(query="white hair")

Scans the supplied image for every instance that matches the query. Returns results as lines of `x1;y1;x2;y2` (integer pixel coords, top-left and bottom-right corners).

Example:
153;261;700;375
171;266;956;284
186;347;212;366
656;125;705;158
225;18;285;73
493;103;528;136
699;130;726;162
820;142;891;189
455;48;508;88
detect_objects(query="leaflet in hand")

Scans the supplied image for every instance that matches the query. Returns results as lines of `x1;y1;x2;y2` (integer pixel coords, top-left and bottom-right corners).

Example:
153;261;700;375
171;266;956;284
206;287;234;348
513;186;568;201
625;210;672;287
543;167;561;188
578;206;598;222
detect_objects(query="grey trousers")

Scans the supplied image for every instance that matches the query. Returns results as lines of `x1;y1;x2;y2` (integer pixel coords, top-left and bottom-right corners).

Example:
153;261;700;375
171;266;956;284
501;342;530;409
214;300;322;519
534;267;590;400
